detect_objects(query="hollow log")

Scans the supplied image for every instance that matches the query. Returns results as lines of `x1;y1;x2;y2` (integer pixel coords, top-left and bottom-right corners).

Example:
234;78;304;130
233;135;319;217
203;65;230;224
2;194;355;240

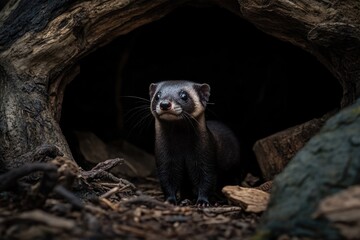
0;0;358;166
239;0;360;107
0;0;187;169
0;0;358;169
0;0;360;237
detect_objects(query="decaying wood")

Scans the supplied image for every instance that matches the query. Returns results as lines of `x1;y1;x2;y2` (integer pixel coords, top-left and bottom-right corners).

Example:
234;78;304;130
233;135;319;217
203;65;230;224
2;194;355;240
79;158;124;182
239;0;360;107
222;186;270;213
254;181;273;193
74;131;156;178
0;160;85;210
15;210;77;230
0;0;188;169
49;65;80;123
253;114;332;181
313;185;360;240
0;164;261;240
0;163;58;192
120;195;172;209
255;98;360;239
0;0;359;173
0;144;63;172
1;0;360;238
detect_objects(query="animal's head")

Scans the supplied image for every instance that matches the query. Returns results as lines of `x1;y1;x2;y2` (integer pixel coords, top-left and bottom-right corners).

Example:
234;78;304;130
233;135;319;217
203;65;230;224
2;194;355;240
149;80;210;121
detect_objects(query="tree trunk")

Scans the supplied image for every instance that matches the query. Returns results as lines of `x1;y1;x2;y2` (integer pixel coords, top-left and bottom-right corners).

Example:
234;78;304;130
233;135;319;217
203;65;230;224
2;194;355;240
0;0;187;169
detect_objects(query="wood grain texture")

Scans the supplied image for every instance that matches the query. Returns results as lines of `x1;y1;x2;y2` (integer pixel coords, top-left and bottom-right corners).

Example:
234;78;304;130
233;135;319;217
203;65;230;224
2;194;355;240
222;185;270;213
0;0;187;168
0;0;359;238
238;0;360;107
314;185;360;239
253;114;331;180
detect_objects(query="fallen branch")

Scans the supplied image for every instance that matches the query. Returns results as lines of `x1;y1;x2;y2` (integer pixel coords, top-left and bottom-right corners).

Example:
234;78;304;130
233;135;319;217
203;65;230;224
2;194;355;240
0;163;58;193
80;158;125;182
121;195;173;209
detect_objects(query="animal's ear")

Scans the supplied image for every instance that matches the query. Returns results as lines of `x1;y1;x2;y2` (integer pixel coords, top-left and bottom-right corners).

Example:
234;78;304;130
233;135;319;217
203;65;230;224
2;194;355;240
195;83;210;106
149;83;157;98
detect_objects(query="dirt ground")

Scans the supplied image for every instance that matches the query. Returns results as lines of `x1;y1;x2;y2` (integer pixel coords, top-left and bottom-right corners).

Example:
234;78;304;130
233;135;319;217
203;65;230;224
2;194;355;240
0;157;262;240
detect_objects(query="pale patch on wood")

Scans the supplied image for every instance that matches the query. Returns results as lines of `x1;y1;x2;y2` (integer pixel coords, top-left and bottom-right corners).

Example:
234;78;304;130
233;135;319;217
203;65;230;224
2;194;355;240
313;185;360;240
222;186;270;213
0;0;184;78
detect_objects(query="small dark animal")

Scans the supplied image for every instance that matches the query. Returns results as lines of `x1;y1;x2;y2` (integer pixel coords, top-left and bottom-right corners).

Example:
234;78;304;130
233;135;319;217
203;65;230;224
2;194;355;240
149;80;241;206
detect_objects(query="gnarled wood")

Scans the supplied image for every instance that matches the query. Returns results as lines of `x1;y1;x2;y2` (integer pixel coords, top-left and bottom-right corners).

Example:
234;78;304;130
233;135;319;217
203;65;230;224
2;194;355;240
239;0;360;107
1;0;358;170
0;0;187;168
0;0;360;238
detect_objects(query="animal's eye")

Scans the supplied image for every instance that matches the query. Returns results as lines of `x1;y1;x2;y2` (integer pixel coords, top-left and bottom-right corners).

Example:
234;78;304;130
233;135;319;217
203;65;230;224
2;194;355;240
179;91;188;101
155;92;161;101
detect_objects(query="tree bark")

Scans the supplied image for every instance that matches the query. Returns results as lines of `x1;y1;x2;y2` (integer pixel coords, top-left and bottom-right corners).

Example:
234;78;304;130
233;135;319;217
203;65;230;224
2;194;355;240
255;98;360;239
0;0;187;169
253;113;332;181
1;0;360;237
238;0;360;107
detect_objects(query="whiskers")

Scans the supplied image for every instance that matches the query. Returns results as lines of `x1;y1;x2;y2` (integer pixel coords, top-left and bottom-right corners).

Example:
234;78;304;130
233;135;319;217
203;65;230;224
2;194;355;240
120;95;151;103
120;95;154;138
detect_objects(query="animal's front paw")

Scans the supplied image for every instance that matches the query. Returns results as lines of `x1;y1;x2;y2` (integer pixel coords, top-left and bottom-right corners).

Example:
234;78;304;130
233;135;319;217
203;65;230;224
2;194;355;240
196;197;210;208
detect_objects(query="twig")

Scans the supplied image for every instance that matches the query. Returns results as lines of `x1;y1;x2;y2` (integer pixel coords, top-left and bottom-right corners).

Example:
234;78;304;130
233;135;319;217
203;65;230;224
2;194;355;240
14;210;75;229
200;206;243;215
84;204;108;215
100;184;132;199
121;195;172;209
99;178;136;189
99;197;118;210
81;158;124;182
53;185;84;209
0;163;58;192
113;224;150;238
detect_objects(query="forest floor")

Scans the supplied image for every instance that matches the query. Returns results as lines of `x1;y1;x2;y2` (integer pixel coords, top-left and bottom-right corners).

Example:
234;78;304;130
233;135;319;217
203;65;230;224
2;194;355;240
0;157;263;240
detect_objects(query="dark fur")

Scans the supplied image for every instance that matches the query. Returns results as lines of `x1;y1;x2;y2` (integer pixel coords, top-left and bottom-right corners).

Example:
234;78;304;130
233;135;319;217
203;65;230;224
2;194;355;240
149;80;241;205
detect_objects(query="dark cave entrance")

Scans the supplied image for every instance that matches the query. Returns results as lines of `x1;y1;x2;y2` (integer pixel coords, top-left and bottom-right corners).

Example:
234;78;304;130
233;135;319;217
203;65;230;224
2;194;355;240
60;5;342;178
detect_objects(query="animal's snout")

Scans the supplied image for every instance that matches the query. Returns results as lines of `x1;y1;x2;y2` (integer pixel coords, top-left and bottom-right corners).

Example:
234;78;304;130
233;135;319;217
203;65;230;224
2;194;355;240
160;101;172;110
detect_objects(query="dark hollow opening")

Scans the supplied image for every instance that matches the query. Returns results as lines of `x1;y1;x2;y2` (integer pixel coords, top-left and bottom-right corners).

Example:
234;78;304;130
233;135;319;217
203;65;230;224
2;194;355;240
60;5;342;179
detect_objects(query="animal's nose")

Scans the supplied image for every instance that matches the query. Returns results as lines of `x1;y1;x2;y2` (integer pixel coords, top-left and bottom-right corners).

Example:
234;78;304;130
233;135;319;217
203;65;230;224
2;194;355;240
160;101;171;110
